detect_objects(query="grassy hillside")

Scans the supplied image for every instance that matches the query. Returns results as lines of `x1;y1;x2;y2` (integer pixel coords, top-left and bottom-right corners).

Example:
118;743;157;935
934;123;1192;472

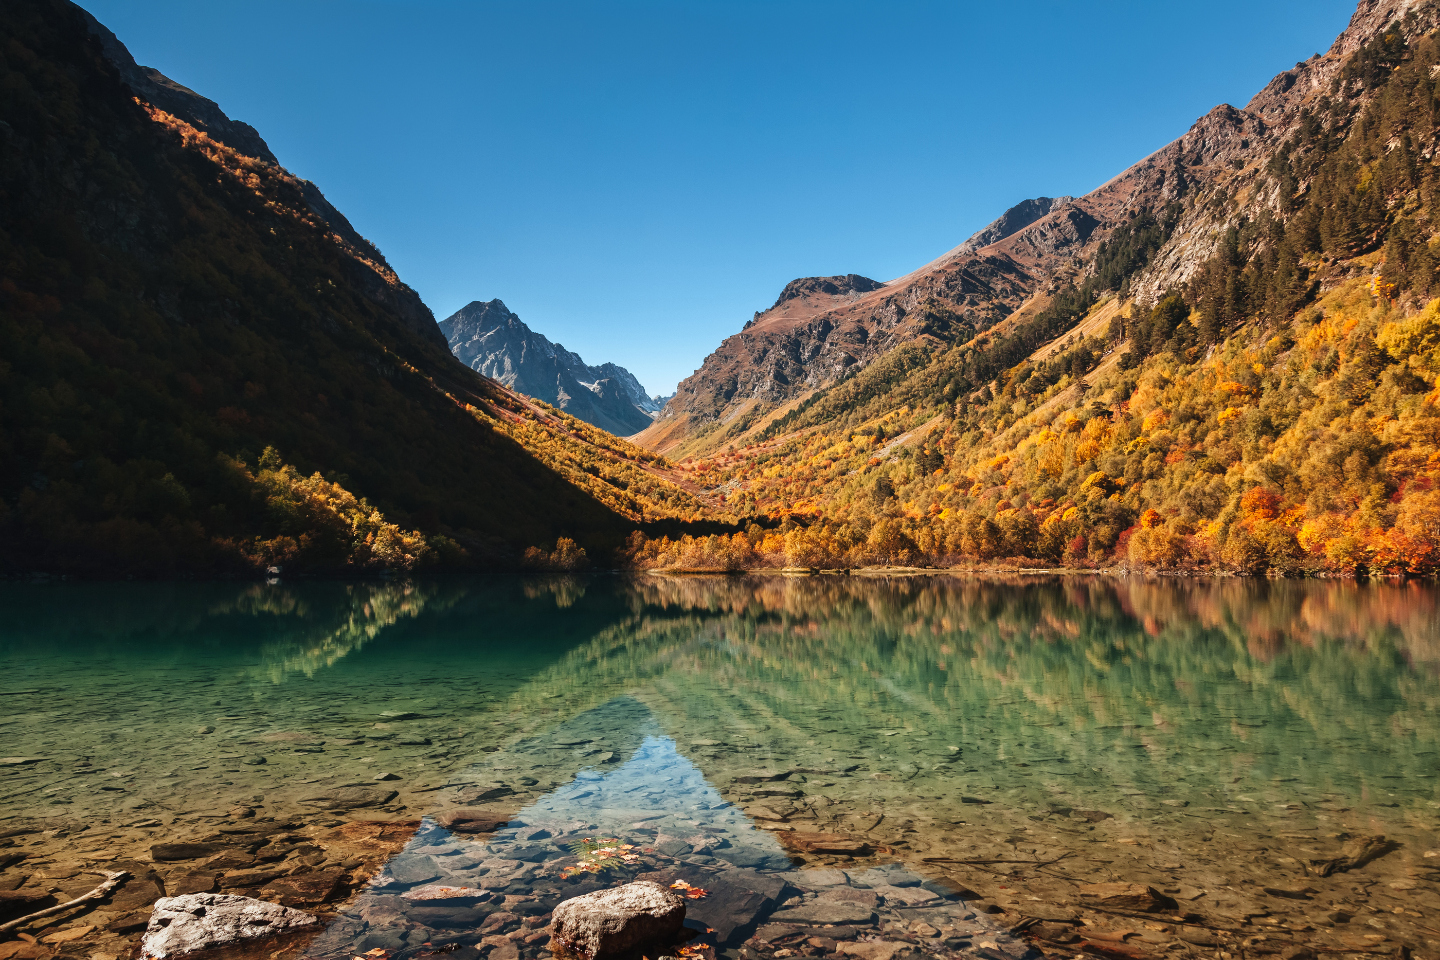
623;22;1440;578
0;0;712;576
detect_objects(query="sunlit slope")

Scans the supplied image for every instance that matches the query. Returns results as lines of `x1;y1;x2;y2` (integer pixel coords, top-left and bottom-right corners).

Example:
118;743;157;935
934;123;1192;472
640;13;1440;577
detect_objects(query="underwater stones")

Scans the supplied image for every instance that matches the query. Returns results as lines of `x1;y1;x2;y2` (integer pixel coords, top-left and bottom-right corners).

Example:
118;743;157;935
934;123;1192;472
550;881;685;959
455;784;516;805
151;843;224;862
776;832;872;856
298;786;398;810
638;868;782;941
817;888;879;910
261;868;346;906
386;856;441;886
402;884;492;905
0;890;55;922
873;885;941;906
140;893;317;959
169;871;218;896
771;900;877;926
837;942;912;960
1077;883;1178;913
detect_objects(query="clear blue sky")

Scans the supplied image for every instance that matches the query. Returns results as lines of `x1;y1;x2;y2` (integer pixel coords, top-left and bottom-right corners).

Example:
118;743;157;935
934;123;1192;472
85;0;1358;397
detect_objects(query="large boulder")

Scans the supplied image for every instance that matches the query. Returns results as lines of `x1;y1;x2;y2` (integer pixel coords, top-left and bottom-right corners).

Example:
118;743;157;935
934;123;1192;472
140;893;317;958
550;881;685;959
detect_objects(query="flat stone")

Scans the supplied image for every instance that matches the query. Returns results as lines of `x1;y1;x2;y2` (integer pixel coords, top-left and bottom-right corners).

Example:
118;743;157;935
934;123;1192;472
435;808;513;834
873;884;941;906
298;786;397;810
39;925;92;944
818;889;879;909
454;784;516;804
771;901;877;925
151;842;225;862
1016;902;1077;922
778;832;873;856
107;873;167;911
0;890;55;923
386;856;441;885
219;868;287;888
169;871;219;896
550;881;685;959
261;869;346;906
795;867;850;887
141;893;317;959
838;942;912;960
1078;882;1177;913
107;911;150;934
0;944;50;960
402;884;492;905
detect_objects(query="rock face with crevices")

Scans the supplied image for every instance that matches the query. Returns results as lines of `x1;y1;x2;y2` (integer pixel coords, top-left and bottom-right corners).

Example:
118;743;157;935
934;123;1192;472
549;881;685;959
140;893;317;959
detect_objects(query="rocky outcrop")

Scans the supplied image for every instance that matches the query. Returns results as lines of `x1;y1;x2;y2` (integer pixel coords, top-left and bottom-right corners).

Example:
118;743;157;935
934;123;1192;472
140;893;317;959
441;300;662;436
549;881;685;959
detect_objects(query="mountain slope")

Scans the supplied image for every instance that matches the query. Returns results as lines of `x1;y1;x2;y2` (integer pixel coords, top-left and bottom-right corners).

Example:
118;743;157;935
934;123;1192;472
0;0;710;575
441;299;661;436
640;7;1417;457
622;0;1440;578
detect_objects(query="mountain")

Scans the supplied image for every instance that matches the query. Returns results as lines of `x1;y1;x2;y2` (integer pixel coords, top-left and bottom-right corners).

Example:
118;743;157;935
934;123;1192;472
638;2;1419;457
621;0;1440;578
440;300;662;436
0;0;713;576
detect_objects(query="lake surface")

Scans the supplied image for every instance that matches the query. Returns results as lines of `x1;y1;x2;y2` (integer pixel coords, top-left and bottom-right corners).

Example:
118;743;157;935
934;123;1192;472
1;576;1438;960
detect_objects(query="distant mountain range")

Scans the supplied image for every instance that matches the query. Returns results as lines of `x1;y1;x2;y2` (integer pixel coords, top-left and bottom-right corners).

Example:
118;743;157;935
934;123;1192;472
441;300;665;436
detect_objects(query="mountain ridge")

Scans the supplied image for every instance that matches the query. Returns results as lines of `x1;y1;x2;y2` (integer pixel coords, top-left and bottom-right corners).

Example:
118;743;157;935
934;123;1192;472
637;0;1435;457
440;299;663;436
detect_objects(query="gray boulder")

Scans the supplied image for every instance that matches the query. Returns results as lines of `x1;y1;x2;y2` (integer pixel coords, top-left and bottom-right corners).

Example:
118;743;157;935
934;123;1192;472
141;893;317;958
550;881;684;959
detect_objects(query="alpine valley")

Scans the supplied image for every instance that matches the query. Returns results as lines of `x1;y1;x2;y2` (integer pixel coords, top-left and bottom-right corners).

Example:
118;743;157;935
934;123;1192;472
3;0;1440;578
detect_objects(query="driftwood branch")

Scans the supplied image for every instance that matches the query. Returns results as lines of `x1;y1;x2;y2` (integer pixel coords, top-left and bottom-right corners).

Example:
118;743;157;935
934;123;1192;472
0;870;129;934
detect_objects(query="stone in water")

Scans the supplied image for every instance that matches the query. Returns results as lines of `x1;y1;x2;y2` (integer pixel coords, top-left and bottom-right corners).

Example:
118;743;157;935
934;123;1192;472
140;893;317;959
550;880;684;959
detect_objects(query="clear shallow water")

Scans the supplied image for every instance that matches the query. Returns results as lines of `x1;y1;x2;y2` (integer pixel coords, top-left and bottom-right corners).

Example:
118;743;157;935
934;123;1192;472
1;576;1438;958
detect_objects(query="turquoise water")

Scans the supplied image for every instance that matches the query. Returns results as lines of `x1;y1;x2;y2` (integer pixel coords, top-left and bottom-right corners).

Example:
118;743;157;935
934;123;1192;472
2;576;1438;957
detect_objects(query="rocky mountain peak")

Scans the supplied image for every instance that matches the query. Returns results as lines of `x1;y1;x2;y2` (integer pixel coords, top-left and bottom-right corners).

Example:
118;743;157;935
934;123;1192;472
440;301;661;436
771;275;886;309
954;196;1076;257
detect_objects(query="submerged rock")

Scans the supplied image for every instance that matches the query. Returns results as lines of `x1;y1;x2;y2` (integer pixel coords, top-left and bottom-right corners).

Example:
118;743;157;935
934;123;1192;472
550;881;684;959
1077;882;1178;913
298;786;397;810
140;893;317;958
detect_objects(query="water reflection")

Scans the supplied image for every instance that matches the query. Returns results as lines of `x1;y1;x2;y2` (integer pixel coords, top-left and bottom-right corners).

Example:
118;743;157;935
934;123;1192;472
1;576;1437;957
307;697;1024;960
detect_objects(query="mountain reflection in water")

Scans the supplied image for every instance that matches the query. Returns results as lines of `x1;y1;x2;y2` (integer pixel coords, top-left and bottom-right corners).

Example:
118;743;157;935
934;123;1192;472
0;575;1437;957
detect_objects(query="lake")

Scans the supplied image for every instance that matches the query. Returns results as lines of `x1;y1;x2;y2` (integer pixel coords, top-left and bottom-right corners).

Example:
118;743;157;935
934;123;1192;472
1;575;1437;960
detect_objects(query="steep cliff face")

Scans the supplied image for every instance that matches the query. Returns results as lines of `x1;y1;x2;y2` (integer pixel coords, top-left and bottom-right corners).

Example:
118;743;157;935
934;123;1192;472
441;300;662;436
641;0;1436;456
